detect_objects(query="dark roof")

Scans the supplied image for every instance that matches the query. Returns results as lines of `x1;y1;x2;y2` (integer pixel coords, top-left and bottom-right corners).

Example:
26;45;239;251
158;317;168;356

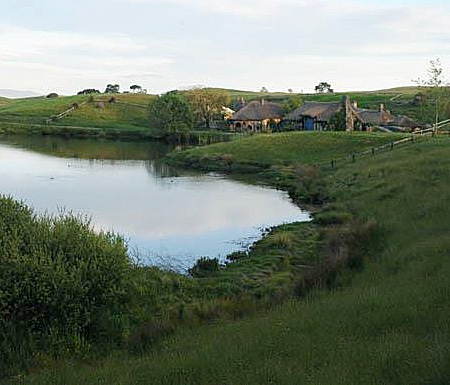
353;108;395;126
286;101;342;122
284;97;417;128
230;100;284;121
392;115;419;128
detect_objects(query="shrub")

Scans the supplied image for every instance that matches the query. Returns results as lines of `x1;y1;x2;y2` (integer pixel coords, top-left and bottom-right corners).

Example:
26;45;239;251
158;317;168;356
0;196;132;375
188;257;220;277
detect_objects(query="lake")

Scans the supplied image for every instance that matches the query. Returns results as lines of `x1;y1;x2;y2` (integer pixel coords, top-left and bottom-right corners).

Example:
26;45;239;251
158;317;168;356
0;135;309;269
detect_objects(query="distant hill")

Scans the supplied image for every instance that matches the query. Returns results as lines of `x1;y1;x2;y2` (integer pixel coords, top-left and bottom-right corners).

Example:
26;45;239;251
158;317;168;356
0;89;41;99
0;93;155;131
0;86;443;128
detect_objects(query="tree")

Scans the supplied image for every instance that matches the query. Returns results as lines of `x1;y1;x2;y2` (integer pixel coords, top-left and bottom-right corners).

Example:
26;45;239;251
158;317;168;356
130;85;142;93
186;87;230;129
315;82;333;94
283;96;302;113
414;58;449;132
149;91;193;133
77;89;100;95
260;87;268;93
104;84;120;93
288;88;293;93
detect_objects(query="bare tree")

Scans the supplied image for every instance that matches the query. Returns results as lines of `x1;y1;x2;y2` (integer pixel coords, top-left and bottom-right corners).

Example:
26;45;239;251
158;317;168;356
414;58;448;132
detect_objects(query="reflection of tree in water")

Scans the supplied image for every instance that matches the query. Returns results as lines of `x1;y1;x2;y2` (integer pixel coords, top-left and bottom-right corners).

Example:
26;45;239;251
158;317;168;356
0;135;175;161
144;160;174;178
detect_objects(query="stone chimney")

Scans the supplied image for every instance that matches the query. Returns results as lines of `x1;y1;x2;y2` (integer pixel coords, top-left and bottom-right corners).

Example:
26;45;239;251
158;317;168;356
352;101;358;109
379;103;385;112
342;95;354;131
261;99;265;105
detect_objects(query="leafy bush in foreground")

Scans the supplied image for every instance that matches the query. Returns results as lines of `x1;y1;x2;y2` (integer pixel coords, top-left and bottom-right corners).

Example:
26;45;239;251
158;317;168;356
0;196;132;375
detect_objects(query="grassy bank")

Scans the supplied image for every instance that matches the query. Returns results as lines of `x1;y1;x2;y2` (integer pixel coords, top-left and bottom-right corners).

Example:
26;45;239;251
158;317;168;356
3;132;450;384
168;131;406;171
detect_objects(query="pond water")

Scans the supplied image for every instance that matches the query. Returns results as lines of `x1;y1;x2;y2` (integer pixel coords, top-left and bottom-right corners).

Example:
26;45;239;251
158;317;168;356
0;136;309;269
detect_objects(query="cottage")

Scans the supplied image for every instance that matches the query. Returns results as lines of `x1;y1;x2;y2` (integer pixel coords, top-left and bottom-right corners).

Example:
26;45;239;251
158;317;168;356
285;101;344;130
284;96;418;132
229;99;284;132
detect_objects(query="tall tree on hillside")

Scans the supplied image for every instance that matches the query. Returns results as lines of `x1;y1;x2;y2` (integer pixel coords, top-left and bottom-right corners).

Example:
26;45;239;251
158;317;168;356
315;82;333;94
149;91;193;133
105;84;120;93
186;88;230;129
414;58;449;132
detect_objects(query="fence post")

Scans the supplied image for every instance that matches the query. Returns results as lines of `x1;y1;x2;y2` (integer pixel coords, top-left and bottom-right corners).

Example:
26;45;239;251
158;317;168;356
352;154;355;163
371;148;375;155
330;159;335;168
390;142;394;150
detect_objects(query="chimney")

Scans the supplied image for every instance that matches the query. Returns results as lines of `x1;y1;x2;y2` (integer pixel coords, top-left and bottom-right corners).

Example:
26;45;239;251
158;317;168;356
261;99;265;105
342;95;354;131
379;103;385;112
352;101;358;109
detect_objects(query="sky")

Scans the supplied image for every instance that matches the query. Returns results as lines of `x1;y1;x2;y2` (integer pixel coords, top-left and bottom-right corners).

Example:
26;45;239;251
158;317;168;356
0;0;449;95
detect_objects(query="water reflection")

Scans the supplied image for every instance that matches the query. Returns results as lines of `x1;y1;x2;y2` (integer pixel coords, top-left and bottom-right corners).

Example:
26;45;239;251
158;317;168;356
0;136;309;268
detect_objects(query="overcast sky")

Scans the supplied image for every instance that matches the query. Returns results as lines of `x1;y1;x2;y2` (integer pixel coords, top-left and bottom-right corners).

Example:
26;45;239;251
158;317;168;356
0;0;448;95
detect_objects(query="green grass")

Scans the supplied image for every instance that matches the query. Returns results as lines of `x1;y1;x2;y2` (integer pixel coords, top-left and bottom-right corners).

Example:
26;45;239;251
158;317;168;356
169;131;406;171
5;133;450;384
0;94;153;130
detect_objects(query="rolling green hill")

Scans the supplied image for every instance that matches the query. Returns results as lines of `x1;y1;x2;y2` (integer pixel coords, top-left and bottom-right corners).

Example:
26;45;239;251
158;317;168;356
0;94;154;130
1;86;445;134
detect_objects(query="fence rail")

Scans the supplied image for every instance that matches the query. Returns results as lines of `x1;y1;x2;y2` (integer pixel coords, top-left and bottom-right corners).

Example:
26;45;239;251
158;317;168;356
436;119;450;130
314;131;437;169
45;101;87;124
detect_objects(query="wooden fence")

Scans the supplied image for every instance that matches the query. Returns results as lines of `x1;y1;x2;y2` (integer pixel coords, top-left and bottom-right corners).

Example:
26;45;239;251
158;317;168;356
45;101;87;124
315;128;437;169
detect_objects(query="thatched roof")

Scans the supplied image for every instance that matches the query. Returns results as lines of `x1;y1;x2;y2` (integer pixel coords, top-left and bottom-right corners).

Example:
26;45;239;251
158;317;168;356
392;115;419;128
284;97;417;129
230;100;284;121
353;108;395;126
286;101;342;122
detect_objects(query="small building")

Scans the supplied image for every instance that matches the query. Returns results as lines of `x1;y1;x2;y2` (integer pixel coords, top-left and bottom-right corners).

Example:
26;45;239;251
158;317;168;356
284;96;418;132
229;100;284;132
353;104;395;129
285;100;345;131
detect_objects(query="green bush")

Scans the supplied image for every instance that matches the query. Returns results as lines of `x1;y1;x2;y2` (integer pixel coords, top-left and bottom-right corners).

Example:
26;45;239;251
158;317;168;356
0;196;132;375
188;257;220;278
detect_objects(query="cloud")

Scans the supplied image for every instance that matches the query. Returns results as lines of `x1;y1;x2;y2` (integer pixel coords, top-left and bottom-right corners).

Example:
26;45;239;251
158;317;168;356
0;24;176;93
122;0;309;17
0;0;448;94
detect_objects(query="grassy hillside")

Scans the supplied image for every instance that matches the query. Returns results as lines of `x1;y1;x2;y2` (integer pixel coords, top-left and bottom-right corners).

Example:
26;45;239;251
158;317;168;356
1;86;445;134
5;132;450;384
0;94;154;130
